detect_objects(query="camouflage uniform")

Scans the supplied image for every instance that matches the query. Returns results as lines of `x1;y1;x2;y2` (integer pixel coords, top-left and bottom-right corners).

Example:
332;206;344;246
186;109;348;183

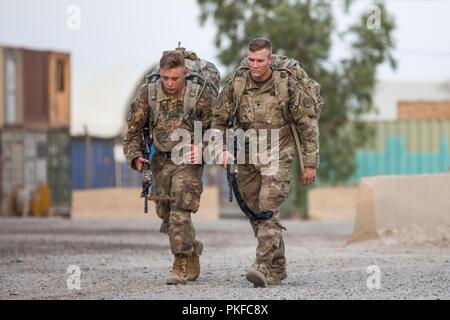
212;67;322;284
123;78;215;256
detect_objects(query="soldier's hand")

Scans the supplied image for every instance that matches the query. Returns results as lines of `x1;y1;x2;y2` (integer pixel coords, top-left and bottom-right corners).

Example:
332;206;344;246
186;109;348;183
300;167;317;185
133;157;149;172
184;144;202;165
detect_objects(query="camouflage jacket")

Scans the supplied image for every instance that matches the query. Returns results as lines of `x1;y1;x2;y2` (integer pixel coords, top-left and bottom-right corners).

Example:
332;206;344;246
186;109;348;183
123;78;216;170
212;68;321;167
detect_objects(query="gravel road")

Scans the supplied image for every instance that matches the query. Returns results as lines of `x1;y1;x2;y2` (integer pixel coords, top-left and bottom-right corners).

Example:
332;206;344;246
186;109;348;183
1;217;449;300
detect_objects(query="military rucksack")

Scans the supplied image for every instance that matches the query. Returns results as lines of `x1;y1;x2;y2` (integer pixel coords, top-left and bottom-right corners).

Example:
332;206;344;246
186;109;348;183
145;47;221;127
232;54;323;120
177;47;220;96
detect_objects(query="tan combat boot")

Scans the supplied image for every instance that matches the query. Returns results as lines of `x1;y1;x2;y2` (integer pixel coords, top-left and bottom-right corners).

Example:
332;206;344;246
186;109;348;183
166;254;188;285
246;263;269;288
187;240;203;281
266;270;287;285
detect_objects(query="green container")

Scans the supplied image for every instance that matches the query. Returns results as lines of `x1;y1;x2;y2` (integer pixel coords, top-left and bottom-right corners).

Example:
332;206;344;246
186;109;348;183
352;120;450;180
47;129;71;217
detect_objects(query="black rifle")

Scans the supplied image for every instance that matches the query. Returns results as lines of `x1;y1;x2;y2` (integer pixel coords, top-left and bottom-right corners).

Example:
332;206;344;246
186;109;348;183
140;124;153;214
226;118;273;221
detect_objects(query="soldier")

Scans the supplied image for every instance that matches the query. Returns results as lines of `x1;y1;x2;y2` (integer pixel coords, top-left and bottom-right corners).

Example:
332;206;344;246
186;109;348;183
212;38;322;287
123;50;217;285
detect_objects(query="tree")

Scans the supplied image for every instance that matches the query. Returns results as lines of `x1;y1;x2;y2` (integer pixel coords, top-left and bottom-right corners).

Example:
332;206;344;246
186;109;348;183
198;0;396;217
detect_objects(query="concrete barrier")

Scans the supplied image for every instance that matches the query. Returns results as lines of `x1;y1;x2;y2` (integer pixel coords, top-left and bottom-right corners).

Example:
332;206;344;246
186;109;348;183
347;174;450;243
72;187;219;220
307;187;358;221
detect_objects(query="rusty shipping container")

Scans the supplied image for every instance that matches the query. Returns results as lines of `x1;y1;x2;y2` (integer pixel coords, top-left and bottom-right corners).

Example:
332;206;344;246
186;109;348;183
0;48;2;213
21;49;49;129
0;46;70;130
0;47;3;127
398;101;450;121
47;52;70;128
47;129;71;216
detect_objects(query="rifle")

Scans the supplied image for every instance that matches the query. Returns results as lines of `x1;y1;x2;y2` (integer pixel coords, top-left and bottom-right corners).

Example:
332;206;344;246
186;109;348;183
140;123;153;214
226;117;273;221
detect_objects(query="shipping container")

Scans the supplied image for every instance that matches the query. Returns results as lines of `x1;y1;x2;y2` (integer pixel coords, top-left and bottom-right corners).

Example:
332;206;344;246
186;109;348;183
71;136;86;189
0;46;70;130
47;52;70;128
71;136;116;189
47;129;71;216
0;128;25;215
91;138;116;188
24;129;48;200
21;49;49;129
398;101;450;121
352;120;450;181
0;47;4;127
0;137;1;215
1;47;23;126
117;161;141;188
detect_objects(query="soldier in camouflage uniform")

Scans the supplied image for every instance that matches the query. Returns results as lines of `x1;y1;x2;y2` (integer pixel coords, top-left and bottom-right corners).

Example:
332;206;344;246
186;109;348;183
123;51;216;285
212;38;322;287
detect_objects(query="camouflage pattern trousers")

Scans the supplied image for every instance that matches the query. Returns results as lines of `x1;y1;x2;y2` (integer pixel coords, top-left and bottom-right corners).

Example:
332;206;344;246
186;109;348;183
150;151;203;255
237;161;293;274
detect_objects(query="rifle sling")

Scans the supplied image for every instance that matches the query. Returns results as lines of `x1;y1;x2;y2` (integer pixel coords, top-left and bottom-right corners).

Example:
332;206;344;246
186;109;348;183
226;166;273;221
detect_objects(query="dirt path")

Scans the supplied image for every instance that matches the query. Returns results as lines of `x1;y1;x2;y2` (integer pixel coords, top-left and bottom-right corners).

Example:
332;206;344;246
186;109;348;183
0;217;449;299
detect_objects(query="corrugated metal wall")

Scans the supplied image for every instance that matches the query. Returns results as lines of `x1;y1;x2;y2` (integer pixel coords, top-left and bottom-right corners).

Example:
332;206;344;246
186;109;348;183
48;52;71;128
91;138;115;188
71;136;116;189
352;121;450;180
0;128;25;215
24;130;47;198
1;48;23;126
47;129;71;216
0;128;72;216
0;46;72;217
0;47;4;127
21;49;49;128
117;161;141;188
0;46;71;130
398;101;450;120
71;137;86;189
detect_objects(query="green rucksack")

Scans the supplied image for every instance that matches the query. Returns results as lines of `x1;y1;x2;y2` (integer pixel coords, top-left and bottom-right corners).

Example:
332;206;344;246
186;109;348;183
145;47;220;128
234;54;323;120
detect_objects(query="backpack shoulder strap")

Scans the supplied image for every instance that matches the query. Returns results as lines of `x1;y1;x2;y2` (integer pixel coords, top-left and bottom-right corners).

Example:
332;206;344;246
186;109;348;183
183;72;206;121
146;71;160;127
231;67;248;117
273;69;290;105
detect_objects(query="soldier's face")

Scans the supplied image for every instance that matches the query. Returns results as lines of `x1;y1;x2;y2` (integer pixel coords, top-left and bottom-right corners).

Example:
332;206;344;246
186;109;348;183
247;49;272;80
160;67;188;94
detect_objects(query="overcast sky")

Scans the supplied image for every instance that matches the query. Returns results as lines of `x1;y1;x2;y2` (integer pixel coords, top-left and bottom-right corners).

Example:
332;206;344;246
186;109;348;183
1;0;450;137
